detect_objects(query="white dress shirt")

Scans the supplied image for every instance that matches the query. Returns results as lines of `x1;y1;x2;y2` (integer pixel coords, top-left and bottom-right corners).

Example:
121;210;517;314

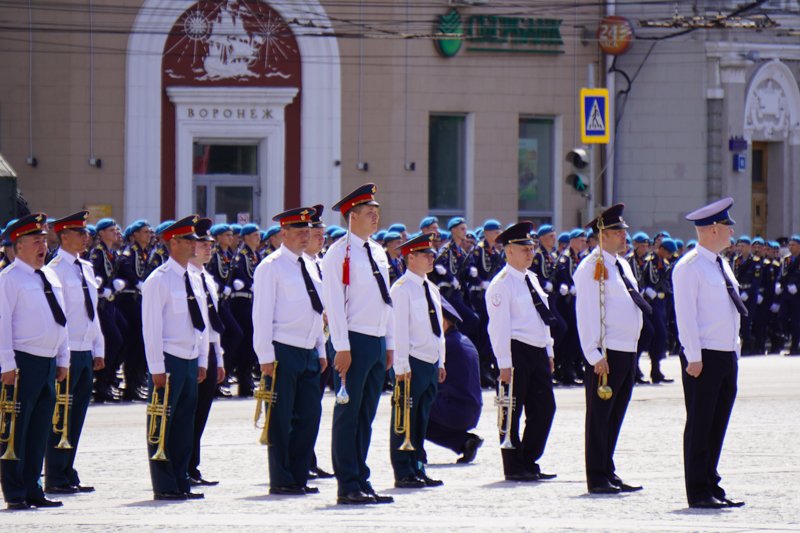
0;258;69;371
574;248;644;365
321;233;394;352
48;249;105;357
390;270;446;375
486;264;555;369
252;244;326;365
672;245;741;363
142;257;209;375
190;263;224;368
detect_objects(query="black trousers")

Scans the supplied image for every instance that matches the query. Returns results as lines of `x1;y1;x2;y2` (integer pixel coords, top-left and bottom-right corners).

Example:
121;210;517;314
499;341;555;476
584;349;635;488
680;350;738;505
230;297;255;395
95;299;124;391
117;293;146;395
189;345;218;478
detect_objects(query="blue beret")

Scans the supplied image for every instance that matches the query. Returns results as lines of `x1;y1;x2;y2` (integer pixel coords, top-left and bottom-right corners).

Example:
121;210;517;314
769;240;780;248
330;228;347;239
210;224;231;237
632;232;650;243
387;223;406;233
447;217;466;230
123;225;133;240
752;237;765;245
374;230;387;242
483;219;502;231
729;237;736;245
240;223;260;237
675;239;684;248
586;228;595;238
654;231;671;240
383;231;402;244
537;224;554;237
325;225;342;236
790;235;800;244
569;228;585;240
475;228;484;240
419;216;438;230
736;235;751;244
86;224;97;238
557;232;570;244
686;239;698;249
660;238;678;254
264;225;281;239
625;235;632;244
95;218;116;232
438;230;450;240
230;224;242;234
259;231;268;242
155;220;174;236
409;231;422;239
1;218;17;246
466;231;477;241
129;219;150;234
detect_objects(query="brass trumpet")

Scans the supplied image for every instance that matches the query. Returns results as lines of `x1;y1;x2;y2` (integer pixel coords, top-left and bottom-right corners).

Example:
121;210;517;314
495;368;516;450
254;362;278;446
392;375;414;451
147;374;171;462
52;370;73;450
0;370;20;461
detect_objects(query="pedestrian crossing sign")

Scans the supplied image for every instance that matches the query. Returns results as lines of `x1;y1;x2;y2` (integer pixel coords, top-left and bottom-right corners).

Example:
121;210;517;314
580;88;610;144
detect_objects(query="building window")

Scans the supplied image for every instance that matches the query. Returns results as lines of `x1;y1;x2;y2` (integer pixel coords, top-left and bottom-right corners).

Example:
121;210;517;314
429;114;466;215
518;117;554;225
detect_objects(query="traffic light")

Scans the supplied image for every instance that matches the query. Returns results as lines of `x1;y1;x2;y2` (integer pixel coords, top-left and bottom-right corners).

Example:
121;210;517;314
565;147;589;194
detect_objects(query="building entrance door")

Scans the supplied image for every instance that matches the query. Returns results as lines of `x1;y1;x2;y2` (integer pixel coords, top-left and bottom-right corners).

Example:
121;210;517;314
751;142;768;238
193;142;261;225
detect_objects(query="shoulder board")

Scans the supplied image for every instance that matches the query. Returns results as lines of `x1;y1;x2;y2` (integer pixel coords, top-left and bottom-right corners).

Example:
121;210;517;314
753;255;761;262
264;252;279;264
498;270;508;280
123;249;131;257
156;263;170;273
3;262;17;273
156;248;164;256
393;277;406;288
683;252;699;265
94;244;104;251
49;256;63;266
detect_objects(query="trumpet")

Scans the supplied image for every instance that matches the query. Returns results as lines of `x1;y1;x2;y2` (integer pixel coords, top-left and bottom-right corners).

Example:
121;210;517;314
392;375;414;451
147;374;171;462
495;368;516;450
0;370;20;461
52;370;73;450
335;375;350;405
254;362;278;446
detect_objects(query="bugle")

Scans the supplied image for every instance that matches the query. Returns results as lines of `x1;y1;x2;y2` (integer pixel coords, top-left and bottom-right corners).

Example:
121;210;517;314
392;376;414;451
254;362;278;446
0;370;20;461
52;370;73;449
495;368;516;450
147;374;171;462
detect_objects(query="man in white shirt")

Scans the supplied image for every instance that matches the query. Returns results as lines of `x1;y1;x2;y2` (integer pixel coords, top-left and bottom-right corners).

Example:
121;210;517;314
188;218;226;487
44;211;105;495
0;213;69;510
253;207;326;496
390;233;446;489
322;183;395;505
486;221;557;482
574;204;648;495
673;198;745;509
141;215;208;501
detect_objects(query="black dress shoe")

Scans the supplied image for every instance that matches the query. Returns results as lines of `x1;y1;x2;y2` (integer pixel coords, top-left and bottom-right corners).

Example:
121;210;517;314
184;491;204;500
189;476;219;487
365;489;394;504
215;386;232;398
588;483;622;495
536;472;557;480
635;376;650;385
457;435;484;464
154;491;188;501
651;374;674;384
269;486;305;496
75;484;95;493
303;485;320;494
307;470;318;480
311;466;335;479
421;475;444;487
337;491;374;505
689;496;726;509
26;497;63;508
394;476;425;489
45;484;78;494
722;497;745;508
505;472;539;482
7;500;30;510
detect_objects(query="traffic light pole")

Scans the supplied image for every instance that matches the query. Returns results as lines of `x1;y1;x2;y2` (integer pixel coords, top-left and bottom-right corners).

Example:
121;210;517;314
587;63;596;221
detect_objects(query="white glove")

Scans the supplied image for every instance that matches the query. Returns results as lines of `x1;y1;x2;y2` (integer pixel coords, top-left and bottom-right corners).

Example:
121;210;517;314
101;288;112;299
559;284;569;296
544;281;553;293
644;287;657;300
740;291;748;302
233;279;245;291
569;285;577;296
469;266;478;278
770;303;780;313
95;276;103;287
757;294;764;305
452;279;461;290
775;283;783;295
789;284;798;295
112;279;125;292
136;281;143;291
435;264;446;276
223;286;232;297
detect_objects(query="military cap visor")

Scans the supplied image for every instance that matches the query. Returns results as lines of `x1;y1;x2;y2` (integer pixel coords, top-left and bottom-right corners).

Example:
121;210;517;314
498;222;535;246
162;215;200;241
685;197;736;226
399;233;437;256
5;213;48;243
273;207;316;228
332;183;379;215
194;217;214;241
52;210;90;233
586;203;629;232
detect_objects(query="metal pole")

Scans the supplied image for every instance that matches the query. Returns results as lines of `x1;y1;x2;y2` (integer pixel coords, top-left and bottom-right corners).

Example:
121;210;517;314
587;63;595;221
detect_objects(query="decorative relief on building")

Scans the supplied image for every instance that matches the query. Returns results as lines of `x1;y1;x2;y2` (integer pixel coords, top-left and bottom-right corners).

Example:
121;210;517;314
744;60;800;144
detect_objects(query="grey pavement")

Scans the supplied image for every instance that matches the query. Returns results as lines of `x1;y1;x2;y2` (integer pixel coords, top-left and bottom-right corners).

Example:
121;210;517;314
3;354;799;531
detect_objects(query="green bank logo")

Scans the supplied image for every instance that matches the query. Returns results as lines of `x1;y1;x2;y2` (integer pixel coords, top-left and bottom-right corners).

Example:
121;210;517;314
434;9;463;58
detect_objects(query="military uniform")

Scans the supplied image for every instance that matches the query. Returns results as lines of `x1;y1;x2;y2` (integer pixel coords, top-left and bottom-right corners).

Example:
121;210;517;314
778;243;800;354
229;227;261;397
553;238;583;384
640;249;673;382
530;237;567;348
731;247;762;355
205;230;243;383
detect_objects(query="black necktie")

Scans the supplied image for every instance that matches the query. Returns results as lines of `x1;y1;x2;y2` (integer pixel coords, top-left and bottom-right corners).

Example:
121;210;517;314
364;242;392;306
199;273;225;334
615;261;653;315
184;272;206;332
36;269;67;327
299;257;324;314
423;280;442;337
716;257;749;317
525;275;557;326
74;259;96;321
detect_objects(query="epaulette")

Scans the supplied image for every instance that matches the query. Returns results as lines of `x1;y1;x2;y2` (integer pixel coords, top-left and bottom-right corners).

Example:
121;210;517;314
94;243;104;251
49;256;63;266
155;248;164;256
683;251;699;265
123;249;131;257
264;252;278;263
497;269;508;280
157;263;170;273
2;262;17;273
753;255;761;262
393;277;406;288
